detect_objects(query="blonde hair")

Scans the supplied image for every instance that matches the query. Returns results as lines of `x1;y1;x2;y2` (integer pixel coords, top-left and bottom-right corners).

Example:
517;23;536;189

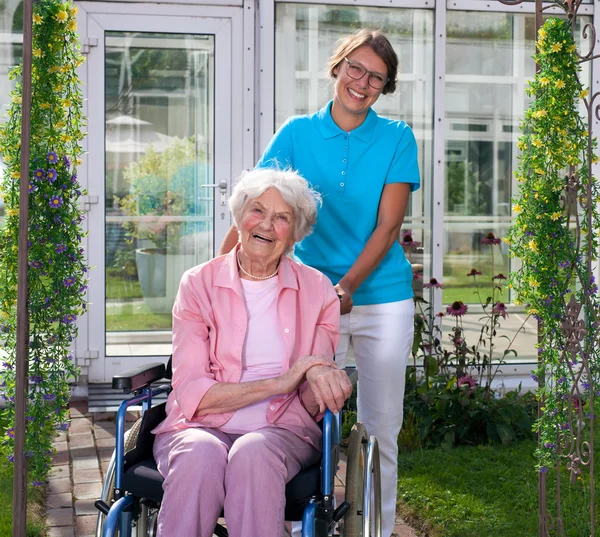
327;29;398;95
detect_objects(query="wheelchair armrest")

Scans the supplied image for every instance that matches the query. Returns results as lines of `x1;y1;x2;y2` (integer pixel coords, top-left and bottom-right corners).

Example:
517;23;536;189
344;366;358;385
112;363;166;394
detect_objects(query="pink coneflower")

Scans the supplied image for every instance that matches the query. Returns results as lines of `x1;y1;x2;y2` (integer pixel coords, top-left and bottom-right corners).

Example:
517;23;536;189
424;278;444;289
481;232;502;246
492;273;507;280
436;311;445;318
401;231;422;248
467;268;482;277
492;301;508;319
457;374;477;394
446;301;468;317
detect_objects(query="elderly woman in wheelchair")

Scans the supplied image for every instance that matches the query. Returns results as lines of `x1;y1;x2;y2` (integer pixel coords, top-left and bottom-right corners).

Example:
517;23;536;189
97;168;383;537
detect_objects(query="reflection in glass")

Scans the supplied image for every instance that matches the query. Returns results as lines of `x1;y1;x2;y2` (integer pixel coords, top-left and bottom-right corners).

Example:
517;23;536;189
275;3;434;286
105;32;214;356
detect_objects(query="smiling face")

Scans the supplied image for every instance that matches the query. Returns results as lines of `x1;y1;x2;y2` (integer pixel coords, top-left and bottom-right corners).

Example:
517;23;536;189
238;187;296;275
332;45;388;125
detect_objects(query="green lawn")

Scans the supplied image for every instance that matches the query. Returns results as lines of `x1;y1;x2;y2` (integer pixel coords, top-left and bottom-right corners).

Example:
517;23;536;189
397;423;600;536
0;458;46;537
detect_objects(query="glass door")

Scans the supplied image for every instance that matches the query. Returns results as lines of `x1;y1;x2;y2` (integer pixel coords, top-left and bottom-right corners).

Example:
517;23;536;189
81;6;239;381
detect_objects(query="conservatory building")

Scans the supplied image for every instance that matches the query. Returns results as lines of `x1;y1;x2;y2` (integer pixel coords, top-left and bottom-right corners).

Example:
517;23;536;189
0;0;598;404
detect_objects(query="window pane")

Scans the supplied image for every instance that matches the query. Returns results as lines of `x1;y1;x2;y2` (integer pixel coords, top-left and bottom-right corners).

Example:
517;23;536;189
275;4;434;295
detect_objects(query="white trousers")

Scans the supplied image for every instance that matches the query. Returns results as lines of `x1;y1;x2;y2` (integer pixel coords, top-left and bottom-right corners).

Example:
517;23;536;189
293;299;414;537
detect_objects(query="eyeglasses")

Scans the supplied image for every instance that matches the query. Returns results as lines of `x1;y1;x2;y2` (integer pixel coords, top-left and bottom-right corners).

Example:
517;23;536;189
343;57;389;90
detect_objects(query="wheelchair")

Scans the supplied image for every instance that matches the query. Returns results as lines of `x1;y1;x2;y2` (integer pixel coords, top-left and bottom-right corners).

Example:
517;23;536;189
95;360;382;537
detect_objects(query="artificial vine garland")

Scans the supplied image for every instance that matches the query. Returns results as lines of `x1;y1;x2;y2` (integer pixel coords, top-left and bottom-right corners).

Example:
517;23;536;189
507;17;599;471
0;0;87;483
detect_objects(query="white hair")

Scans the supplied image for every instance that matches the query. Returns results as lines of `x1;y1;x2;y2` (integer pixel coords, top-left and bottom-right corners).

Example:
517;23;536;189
228;167;322;243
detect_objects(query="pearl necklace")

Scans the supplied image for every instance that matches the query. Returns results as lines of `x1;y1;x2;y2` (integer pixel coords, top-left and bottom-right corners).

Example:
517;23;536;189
237;250;279;280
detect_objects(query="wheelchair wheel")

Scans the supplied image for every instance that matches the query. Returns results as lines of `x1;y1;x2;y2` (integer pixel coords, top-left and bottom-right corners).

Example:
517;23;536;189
341;422;368;536
95;417;143;537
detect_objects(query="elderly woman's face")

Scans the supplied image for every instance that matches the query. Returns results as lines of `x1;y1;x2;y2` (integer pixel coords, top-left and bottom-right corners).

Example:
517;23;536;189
239;187;295;264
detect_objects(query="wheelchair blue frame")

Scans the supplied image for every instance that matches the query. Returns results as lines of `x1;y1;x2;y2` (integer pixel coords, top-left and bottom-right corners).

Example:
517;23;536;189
102;385;343;537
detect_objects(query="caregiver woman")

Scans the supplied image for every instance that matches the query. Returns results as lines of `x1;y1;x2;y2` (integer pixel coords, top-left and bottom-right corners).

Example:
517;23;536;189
220;28;420;536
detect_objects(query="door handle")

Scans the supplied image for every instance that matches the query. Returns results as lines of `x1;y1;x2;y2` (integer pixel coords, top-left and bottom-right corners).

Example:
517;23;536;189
201;179;228;206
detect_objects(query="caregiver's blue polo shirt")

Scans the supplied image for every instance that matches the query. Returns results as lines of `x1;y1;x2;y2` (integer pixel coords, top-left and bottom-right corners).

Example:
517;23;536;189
256;101;420;306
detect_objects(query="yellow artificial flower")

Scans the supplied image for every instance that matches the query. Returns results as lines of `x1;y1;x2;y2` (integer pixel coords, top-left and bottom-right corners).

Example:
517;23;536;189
39;103;51;109
62;98;72;108
518;140;527;151
56;10;68;22
11;95;21;104
539;28;547;39
539;77;550;86
33;13;42;24
529;278;539;287
551;212;562;220
10;171;19;179
555;80;565;89
60;134;72;142
532;138;543;148
68;20;77;31
70;5;78;15
581;88;589;99
551;43;562;52
502;237;510;245
513;203;522;214
56;120;66;129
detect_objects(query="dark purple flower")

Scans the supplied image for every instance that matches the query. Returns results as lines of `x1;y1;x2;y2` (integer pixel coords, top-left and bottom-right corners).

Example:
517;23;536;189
531;374;538;382
46;151;58;164
42;393;56;402
424;278;444;289
544;442;556;449
540;467;548;473
467;268;482;277
32;168;45;180
55;244;67;253
29;260;43;269
7;455;14;463
6;428;14;438
28;182;37;194
446;301;468;317
63;155;71;168
46;168;57;183
492;302;508;319
62;314;77;324
56;423;69;431
63;276;76;287
481;232;501;246
70;173;78;183
30;375;43;384
557;377;567;384
400;232;422;248
31;481;44;487
49;196;63;208
559;260;570;269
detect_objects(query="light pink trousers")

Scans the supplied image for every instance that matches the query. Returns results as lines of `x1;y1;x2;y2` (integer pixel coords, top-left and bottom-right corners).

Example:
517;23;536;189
153;426;320;537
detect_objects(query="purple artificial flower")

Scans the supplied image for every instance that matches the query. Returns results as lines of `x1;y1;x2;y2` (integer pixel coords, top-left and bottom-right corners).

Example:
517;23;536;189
492;302;508;319
29;260;43;269
70;173;78;183
446;301;468;317
30;375;43;384
481;232;502;246
7;455;14;463
49;196;63;208
540;467;548;473
424;278;444;289
31;481;44;487
55;244;67;253
62;314;77;324
56;423;69;431
467;268;482;277
63;276;76;287
559;260;570;269
32;168;45;180
6;428;15;438
42;393;56;402
544;442;557;449
46;151;58;164
28;182;37;194
46;168;57;183
63;155;71;168
557;377;567;384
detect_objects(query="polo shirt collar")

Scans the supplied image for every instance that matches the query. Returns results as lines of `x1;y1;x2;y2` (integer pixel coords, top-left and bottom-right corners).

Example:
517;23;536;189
317;100;378;142
215;244;299;294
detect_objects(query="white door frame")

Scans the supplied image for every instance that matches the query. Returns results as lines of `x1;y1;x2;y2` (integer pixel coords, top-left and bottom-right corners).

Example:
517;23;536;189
77;2;245;382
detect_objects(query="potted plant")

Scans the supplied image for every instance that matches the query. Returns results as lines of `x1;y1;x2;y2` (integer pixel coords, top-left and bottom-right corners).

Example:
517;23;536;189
117;136;211;313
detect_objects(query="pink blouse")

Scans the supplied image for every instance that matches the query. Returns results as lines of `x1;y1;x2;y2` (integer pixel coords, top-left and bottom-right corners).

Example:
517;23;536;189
152;246;341;449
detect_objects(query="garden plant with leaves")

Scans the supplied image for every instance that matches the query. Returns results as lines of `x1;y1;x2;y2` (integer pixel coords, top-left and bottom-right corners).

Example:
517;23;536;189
0;0;87;484
506;17;600;471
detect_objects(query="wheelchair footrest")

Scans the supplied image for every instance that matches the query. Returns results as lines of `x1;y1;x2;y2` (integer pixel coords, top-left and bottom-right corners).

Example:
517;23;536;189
95;500;111;516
